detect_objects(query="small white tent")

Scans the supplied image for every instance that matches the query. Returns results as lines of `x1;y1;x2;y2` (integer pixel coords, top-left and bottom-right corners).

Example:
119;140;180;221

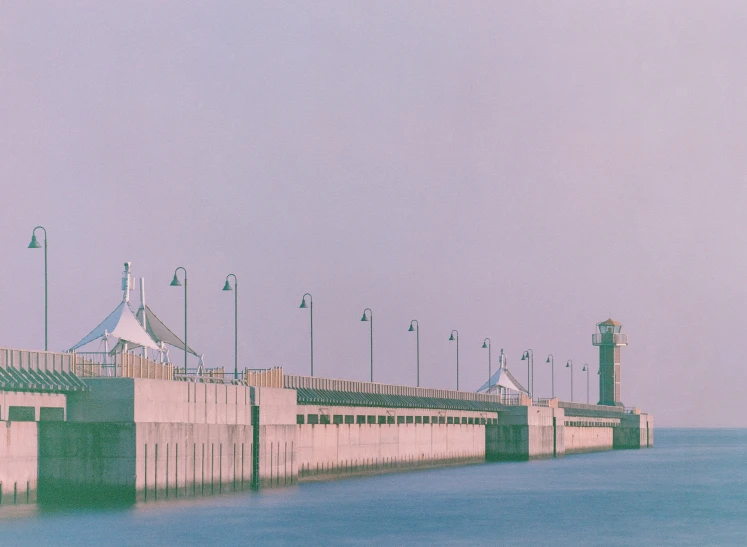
70;300;160;352
69;263;160;354
476;367;527;394
476;348;528;395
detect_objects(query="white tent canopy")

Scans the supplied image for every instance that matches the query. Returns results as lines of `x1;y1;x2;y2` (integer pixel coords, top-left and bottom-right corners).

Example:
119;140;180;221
476;367;528;394
136;304;199;357
70;300;160;352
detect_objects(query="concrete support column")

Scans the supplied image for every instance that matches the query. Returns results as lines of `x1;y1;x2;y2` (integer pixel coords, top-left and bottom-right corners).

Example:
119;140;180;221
613;413;654;449
485;406;565;461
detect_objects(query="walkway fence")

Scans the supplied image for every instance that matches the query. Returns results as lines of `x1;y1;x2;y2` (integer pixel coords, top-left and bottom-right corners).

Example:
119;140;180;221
283;373;522;405
2;347;581;409
74;352;173;380
0;348;173;383
0;347;86;392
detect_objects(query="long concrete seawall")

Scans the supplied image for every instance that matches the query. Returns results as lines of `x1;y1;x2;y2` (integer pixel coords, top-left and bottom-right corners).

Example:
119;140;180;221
1;377;653;505
296;405;492;480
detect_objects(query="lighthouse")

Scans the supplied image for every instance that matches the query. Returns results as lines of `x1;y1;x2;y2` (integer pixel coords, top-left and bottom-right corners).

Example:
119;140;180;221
592;318;628;406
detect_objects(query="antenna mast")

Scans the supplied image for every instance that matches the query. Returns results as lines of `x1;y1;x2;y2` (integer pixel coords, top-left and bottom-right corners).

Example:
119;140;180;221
122;262;132;303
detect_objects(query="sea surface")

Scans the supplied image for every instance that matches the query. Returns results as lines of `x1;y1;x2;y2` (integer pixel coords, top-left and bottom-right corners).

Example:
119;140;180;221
0;429;745;546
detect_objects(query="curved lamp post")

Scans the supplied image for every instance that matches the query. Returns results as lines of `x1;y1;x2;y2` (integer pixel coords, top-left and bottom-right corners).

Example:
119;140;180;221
546;354;555;399
582;364;589;404
169;267;188;375
521;349;534;398
222;274;238;380
28;226;48;350
449;330;459;390
566;359;574;402
408;320;420;387
299;293;313;376
482;338;491;391
361;308;373;382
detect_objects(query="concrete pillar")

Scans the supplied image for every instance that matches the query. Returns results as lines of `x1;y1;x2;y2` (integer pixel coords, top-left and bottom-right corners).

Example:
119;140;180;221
613;413;654;449
485;406;565;461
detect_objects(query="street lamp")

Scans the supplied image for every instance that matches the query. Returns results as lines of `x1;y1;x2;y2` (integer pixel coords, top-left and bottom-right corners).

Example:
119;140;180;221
28;226;48;350
582;364;589;404
566;359;574;402
521;349;534;398
449;330;459;390
482;338;491;392
299;293;313;376
222;274;238;381
169;267;187;375
361;308;373;382
408;320;420;387
546;354;555;399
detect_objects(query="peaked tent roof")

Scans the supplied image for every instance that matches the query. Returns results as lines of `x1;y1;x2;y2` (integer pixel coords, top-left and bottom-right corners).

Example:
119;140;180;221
476;367;528;394
70;301;160;351
136;304;199;357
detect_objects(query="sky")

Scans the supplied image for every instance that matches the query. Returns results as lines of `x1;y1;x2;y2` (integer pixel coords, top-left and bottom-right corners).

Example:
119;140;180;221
1;1;746;427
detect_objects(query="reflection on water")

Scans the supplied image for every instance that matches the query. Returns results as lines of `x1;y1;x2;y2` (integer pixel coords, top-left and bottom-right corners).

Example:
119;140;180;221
0;430;745;546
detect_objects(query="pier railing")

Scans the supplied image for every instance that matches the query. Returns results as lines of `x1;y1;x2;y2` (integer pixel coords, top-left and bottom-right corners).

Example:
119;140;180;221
558;401;624;413
244;367;283;387
1;347;75;373
170;366;283;386
283;373;521;405
73;352;174;380
0;347;87;392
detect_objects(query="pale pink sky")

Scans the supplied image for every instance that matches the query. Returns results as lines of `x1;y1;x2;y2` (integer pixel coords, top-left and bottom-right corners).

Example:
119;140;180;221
2;1;746;426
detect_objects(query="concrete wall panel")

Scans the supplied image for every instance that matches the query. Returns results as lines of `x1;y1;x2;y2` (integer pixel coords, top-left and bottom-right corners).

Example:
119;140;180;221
0;421;38;504
136;422;254;500
296;421;486;479
38;421;136;504
564;426;613;454
0;392;66;422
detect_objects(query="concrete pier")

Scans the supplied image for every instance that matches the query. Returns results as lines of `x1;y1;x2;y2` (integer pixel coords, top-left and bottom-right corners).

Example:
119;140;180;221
0;353;654;505
38;378;257;503
0;389;66;504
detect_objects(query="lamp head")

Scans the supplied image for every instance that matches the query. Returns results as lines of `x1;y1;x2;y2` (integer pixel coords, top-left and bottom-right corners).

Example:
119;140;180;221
521;352;527;360
482;341;488;349
361;312;369;322
582;365;588;372
170;274;182;287
222;280;233;291
566;362;571;368
449;333;455;341
28;234;41;249
299;298;307;309
408;324;414;332
546;356;551;363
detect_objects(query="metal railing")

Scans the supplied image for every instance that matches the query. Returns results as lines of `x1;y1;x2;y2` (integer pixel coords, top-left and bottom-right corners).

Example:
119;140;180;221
0;347;75;374
171;366;283;386
73;352;174;380
592;332;628;345
559;401;624;413
284;373;522;405
174;366;235;384
0;347;88;392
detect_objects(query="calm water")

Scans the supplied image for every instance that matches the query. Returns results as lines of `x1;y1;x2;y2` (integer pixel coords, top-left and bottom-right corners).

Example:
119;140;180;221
0;429;745;546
